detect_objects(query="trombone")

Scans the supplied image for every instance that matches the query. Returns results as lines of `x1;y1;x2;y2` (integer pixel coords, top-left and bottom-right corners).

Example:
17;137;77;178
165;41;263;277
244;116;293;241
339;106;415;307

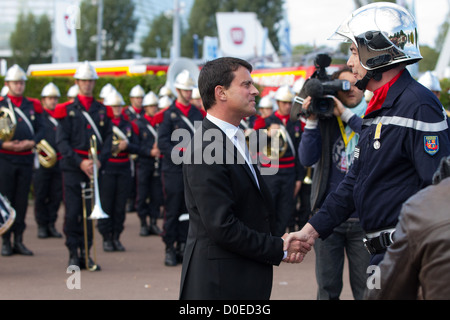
81;134;109;271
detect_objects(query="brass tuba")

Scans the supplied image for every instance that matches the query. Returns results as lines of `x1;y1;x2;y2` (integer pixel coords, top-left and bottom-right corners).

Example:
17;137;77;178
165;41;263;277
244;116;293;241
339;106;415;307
261;125;288;160
36;139;57;168
111;126;128;157
0;106;17;142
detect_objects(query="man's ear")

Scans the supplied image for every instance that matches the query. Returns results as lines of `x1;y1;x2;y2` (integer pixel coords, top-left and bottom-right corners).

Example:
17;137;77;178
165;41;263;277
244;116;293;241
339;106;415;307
215;85;227;101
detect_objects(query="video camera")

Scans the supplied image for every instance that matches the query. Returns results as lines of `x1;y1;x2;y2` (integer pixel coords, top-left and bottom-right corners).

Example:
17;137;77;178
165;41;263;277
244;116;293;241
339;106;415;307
291;54;350;120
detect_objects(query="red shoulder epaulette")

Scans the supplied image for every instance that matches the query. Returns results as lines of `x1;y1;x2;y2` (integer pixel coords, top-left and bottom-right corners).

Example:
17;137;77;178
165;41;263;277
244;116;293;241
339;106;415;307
153;107;168;125
27;97;43;114
106;105;114;119
53;101;72;119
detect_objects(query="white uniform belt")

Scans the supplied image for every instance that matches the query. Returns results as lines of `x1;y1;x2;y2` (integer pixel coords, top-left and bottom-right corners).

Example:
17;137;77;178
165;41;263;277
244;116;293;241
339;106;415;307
366;228;396;239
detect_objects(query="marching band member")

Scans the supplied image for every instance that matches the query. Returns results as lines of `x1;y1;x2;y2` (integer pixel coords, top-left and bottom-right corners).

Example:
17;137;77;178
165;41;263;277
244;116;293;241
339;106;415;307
98;89;139;252
0;64;44;256
134;91;163;237
54;61;113;269
259;85;303;236
158;69;204;266
123;84;146;213
34;82;63;239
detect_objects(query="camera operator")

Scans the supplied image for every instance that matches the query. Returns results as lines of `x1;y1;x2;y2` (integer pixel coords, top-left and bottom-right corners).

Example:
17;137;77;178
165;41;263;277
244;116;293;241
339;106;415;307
298;66;370;300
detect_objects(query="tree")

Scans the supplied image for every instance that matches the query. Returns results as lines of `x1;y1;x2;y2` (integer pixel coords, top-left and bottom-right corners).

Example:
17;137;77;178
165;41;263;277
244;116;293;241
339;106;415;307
141;13;174;58
77;0;138;61
9;12;52;68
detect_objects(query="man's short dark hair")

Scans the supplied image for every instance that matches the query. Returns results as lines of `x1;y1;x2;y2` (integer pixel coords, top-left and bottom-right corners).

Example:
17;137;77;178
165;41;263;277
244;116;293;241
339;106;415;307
198;57;252;110
331;66;352;80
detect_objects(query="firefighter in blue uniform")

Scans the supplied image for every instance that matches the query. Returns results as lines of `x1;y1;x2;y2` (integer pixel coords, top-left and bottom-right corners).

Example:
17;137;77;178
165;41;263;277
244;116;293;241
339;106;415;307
259;85;303;236
0;64;44;256
158;69;204;266
98;89;139;252
55;61;113;269
284;2;450;265
34;82;63;239
134;91;163;237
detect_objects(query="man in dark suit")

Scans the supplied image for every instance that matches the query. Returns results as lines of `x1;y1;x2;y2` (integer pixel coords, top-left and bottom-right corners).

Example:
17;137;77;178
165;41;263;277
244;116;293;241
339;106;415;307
179;57;308;300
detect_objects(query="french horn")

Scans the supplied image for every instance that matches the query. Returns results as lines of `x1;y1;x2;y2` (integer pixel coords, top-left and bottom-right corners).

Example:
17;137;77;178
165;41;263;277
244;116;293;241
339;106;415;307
0;106;17;142
261;125;288;160
111;126;128;157
36;139;57;168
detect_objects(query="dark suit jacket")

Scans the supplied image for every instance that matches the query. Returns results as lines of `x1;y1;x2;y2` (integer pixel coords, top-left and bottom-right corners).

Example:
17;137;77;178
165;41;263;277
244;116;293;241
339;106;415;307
179;117;284;300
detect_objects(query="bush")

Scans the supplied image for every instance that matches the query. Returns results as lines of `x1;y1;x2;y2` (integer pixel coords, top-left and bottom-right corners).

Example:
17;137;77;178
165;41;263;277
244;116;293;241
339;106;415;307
1;74;167;105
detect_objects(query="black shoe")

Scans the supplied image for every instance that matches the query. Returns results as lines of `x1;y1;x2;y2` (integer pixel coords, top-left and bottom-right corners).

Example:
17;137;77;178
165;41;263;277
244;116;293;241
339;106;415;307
149;219;162;235
113;239;125;252
139;224;150;236
37;225;49;238
1;240;13;256
79;255;101;271
13;242;33;256
68;250;80;268
176;242;186;263
47;224;62;238
103;240;115;252
164;247;177;266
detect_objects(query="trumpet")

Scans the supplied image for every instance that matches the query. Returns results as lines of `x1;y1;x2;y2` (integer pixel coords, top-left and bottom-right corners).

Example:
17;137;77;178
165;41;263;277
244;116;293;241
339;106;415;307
81;135;109;271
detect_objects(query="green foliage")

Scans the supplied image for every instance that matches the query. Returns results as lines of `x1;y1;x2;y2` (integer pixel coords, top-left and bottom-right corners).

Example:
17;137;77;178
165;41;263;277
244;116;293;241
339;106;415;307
9;12;52;68
78;0;138;60
440;78;450;110
1;75;166;105
141;13;174;58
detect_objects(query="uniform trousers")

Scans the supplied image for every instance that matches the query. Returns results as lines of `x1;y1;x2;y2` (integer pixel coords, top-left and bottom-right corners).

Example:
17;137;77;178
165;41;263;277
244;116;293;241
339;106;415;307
61;170;94;252
0;158;33;238
34;165;62;227
161;171;188;248
262;172;296;236
136;161;163;223
98;167;131;237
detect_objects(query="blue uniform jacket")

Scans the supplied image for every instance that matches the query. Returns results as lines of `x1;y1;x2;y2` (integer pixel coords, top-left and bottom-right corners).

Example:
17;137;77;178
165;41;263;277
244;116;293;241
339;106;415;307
309;69;450;238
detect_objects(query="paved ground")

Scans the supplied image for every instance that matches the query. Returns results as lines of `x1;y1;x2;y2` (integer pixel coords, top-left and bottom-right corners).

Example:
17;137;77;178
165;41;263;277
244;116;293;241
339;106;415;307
0;201;354;300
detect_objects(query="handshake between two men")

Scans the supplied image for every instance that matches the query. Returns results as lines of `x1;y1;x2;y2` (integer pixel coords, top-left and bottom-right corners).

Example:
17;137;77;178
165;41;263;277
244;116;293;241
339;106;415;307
281;223;320;263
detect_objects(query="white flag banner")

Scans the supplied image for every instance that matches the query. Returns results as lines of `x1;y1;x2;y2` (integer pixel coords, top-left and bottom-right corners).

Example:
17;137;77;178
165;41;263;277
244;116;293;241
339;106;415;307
53;0;79;63
215;12;278;61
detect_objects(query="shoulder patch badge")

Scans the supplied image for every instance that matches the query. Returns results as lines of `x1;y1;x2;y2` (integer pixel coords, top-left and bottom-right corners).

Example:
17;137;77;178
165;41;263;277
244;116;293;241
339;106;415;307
424;135;439;155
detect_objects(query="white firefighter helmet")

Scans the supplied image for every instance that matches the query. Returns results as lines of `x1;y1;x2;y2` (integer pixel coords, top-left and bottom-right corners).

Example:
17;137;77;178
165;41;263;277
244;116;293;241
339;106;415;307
1;86;9;96
329;2;422;71
41;82;61;97
5;64;27;81
191;87;201;100
418;71;441;92
99;83;116;99
259;96;274;109
274;85;295;102
103;89;125;107
158;85;174;98
158;95;172;109
74;61;99;80
129;84;145;98
142;91;159;106
174;69;196;90
67;84;79;98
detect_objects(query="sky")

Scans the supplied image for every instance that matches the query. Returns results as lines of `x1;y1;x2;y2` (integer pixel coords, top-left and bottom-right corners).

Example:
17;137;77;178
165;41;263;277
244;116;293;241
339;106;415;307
285;0;449;49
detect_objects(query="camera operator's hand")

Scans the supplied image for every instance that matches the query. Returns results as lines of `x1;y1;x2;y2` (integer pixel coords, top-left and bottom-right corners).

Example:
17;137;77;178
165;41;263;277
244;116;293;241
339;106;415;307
331;96;347;118
301;96;317;120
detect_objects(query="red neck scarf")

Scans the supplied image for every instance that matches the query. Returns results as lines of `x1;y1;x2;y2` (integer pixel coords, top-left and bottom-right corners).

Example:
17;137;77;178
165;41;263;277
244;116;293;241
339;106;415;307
112;117;121;126
175;100;191;117
77;94;94;111
7;94;23;107
45;108;56;117
275;110;290;125
144;114;154;124
365;70;404;116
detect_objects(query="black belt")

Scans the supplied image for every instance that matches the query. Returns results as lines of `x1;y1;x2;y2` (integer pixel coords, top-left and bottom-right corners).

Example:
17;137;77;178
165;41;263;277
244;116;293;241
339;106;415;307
363;228;396;255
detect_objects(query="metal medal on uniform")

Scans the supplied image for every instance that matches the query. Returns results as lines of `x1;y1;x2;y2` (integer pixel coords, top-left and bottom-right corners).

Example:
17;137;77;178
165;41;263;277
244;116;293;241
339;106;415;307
373;122;382;150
